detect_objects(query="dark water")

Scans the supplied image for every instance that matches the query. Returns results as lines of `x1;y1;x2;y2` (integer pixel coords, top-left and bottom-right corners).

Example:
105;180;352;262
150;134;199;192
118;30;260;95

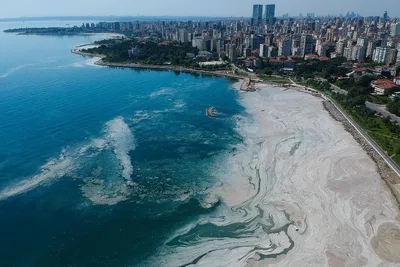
0;21;244;266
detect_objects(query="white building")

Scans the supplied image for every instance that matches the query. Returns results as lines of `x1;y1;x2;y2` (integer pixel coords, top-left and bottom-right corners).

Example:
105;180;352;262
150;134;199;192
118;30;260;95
192;37;206;51
390;22;400;37
356;37;368;48
259;44;269;57
372;47;390;64
336;41;345;54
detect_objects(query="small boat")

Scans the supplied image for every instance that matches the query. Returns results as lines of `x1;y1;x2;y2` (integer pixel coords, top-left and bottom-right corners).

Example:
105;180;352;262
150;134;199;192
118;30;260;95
206;107;216;117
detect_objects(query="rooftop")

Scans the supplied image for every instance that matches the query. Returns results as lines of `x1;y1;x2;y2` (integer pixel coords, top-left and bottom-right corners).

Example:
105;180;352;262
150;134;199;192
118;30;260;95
372;79;397;89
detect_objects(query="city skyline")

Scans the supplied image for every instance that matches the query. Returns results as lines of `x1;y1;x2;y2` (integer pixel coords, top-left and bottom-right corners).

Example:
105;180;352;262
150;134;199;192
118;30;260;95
1;0;400;19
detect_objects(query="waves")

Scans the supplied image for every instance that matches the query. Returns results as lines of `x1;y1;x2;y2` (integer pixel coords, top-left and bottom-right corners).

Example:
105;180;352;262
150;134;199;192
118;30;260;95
0;117;136;204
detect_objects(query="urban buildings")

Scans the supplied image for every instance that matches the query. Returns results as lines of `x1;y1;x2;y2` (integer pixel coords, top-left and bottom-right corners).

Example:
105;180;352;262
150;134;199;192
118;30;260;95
73;5;400;74
372;47;390;64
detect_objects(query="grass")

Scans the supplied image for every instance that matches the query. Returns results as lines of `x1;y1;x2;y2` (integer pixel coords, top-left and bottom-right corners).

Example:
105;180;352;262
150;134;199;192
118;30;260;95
368;95;390;105
261;76;290;83
348;109;400;165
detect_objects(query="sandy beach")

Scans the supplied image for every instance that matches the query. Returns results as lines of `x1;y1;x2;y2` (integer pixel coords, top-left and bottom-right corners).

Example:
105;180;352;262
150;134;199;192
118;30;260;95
151;87;400;267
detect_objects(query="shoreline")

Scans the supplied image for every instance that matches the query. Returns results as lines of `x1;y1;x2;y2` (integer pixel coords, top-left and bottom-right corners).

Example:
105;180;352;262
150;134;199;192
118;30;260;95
71;49;246;81
71;47;400;206
160;88;400;265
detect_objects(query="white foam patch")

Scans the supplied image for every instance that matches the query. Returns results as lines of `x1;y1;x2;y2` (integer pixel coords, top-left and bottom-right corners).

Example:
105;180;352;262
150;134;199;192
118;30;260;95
149;87;175;99
0;60;57;79
71;57;102;68
0;156;74;201
0;117;136;204
174;100;186;109
74;44;100;50
105;117;135;182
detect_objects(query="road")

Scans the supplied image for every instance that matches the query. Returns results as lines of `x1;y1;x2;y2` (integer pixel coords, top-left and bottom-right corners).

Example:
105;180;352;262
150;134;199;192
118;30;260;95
330;83;348;95
329;97;400;176
289;80;400;177
365;101;400;125
230;64;257;79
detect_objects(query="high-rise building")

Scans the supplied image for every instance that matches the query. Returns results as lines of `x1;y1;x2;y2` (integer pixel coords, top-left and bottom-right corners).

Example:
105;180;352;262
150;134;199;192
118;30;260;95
387;49;398;65
260;44;269;57
265;4;276;27
252;5;263;26
268;46;278;58
251;35;264;50
390;22;400;37
278;39;291;56
372;47;390;64
356;37;368;48
300;34;316;57
366;40;377;58
336;41;345;55
383;11;388;22
396;44;400;67
265;4;275;18
351;45;366;62
179;29;189;43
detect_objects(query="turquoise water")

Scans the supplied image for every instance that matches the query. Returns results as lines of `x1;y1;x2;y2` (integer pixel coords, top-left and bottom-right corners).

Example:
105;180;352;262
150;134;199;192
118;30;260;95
0;21;244;267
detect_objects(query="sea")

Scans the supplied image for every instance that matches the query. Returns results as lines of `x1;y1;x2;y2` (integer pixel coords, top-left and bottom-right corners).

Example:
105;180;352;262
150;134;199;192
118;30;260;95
0;21;248;267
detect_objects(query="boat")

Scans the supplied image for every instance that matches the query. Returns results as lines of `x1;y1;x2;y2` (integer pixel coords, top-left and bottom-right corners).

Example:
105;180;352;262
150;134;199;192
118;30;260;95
206;107;216;117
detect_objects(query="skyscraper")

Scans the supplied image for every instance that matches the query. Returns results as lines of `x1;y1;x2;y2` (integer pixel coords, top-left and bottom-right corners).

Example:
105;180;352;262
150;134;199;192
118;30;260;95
300;34;316;57
252;5;263;26
383;11;388;21
265;4;276;27
265;4;276;19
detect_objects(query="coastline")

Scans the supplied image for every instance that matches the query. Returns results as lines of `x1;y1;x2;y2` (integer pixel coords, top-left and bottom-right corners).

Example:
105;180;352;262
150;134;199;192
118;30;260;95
156;88;400;266
71;49;247;81
71;48;400;206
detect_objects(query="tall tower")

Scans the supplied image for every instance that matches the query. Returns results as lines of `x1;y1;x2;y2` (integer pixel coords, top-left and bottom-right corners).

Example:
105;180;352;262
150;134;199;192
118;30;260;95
252;5;263;26
265;4;276;28
265;4;276;19
383;11;388;22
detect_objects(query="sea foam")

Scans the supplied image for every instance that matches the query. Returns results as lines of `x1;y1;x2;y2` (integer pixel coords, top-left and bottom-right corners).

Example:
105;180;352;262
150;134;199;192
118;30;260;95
105;117;135;182
0;116;136;203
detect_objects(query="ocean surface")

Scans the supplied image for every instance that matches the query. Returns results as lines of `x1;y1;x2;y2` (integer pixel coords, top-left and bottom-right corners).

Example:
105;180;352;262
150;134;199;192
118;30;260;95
0;21;245;267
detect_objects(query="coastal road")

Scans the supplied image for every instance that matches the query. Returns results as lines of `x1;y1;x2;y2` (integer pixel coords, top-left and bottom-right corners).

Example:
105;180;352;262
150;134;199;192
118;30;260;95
365;101;400;125
289;80;400;177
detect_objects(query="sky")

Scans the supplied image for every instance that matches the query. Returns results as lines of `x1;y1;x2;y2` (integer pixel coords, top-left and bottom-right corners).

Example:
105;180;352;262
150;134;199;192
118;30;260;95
1;0;399;19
